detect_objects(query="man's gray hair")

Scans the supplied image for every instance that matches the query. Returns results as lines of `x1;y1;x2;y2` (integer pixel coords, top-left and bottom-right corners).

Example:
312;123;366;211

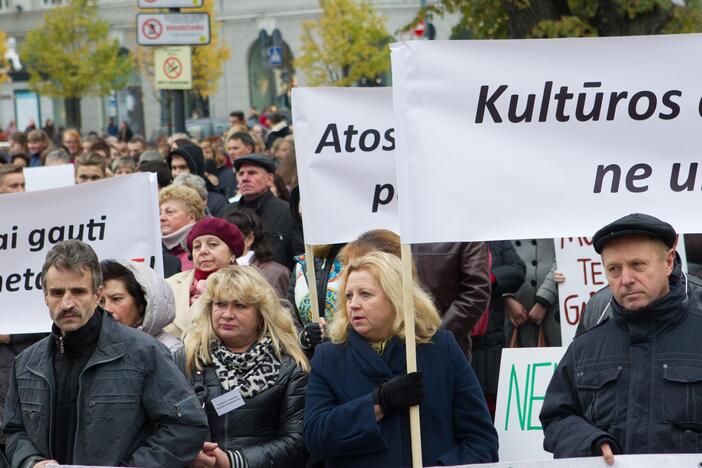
173;173;208;202
41;240;102;292
45;148;71;165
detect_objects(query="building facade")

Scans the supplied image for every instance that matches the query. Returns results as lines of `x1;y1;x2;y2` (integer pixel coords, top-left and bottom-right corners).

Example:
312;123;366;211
0;0;457;138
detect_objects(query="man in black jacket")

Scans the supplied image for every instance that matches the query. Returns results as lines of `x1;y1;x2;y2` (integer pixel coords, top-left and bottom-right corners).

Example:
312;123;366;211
227;154;300;269
540;213;702;464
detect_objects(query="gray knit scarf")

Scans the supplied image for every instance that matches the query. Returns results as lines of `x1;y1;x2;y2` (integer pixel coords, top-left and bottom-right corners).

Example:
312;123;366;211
211;335;280;398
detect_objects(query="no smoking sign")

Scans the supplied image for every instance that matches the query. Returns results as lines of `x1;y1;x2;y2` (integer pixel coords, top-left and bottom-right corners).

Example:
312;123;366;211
154;46;192;90
163;57;183;79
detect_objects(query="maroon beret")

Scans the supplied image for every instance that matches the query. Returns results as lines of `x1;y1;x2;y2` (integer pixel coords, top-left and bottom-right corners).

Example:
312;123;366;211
186;217;245;258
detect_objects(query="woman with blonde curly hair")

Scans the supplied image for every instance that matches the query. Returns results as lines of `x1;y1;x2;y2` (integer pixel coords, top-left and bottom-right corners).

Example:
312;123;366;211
304;252;498;467
159;184;205;271
180;266;309;468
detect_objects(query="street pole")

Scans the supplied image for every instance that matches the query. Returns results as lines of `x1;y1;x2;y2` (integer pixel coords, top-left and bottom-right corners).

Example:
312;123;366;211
170;7;186;133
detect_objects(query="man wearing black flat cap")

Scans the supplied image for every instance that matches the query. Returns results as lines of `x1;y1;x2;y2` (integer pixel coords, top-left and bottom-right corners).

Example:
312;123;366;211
226;154;299;269
541;213;702;464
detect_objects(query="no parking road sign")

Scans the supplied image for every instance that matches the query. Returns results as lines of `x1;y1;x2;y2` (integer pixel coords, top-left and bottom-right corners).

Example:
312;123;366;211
137;13;210;46
155;46;192;90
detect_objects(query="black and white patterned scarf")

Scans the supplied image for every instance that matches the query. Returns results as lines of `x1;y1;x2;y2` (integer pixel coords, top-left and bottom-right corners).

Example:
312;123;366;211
211;335;281;398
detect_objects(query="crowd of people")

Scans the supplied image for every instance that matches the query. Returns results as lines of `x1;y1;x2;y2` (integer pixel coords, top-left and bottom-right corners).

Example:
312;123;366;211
2;109;702;467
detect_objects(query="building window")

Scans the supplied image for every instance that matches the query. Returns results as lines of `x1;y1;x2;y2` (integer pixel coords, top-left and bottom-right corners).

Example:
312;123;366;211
247;37;294;114
0;0;12;12
42;0;65;6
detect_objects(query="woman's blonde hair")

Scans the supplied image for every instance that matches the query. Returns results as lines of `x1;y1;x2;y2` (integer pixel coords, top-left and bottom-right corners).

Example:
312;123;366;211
328;251;440;345
183;265;310;374
158;184;205;221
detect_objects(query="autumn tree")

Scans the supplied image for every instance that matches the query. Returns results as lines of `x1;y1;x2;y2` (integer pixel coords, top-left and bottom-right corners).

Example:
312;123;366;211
296;0;393;86
21;0;132;130
421;0;702;39
135;0;230;101
0;31;8;84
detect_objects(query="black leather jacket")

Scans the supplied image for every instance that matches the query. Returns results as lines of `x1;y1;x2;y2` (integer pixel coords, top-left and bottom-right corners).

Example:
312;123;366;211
189;355;308;468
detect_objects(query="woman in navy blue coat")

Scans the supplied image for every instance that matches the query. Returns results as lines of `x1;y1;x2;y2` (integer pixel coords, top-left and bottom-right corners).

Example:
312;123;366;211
304;252;499;467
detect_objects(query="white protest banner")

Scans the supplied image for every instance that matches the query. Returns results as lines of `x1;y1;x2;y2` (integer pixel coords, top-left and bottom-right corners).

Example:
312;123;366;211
24;164;75;191
292;87;398;245
454;453;702;468
390;35;702;243
494;347;566;462
0;173;163;334
555;235;687;345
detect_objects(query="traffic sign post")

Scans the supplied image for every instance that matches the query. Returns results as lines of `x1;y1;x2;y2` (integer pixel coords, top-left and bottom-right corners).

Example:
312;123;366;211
137;13;211;46
267;47;283;67
138;0;204;7
155;46;192;90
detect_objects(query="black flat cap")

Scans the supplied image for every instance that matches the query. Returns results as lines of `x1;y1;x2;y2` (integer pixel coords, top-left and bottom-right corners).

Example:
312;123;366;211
592;213;676;254
233;154;277;173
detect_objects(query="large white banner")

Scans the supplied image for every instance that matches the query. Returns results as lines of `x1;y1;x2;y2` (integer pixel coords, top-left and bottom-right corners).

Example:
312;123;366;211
24;164;75;191
494;347;566;462
456;454;702;467
555;236;687;345
292;87;399;244
391;35;702;243
0;173;163;334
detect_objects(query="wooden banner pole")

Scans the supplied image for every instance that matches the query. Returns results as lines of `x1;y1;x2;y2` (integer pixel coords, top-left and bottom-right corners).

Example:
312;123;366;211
304;244;321;323
400;243;422;468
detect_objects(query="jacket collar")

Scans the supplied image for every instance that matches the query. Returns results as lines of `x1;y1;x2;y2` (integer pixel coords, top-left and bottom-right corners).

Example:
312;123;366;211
239;189;273;210
612;279;687;338
26;308;126;377
347;328;405;378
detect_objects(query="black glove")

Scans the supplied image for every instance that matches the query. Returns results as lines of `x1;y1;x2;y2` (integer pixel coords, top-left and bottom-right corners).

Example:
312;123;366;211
299;322;323;348
373;372;423;415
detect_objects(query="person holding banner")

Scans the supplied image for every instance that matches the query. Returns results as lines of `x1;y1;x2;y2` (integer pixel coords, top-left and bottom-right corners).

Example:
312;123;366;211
3;240;209;468
165;217;245;338
178;266;309;468
304;252;498;467
541;213;702;463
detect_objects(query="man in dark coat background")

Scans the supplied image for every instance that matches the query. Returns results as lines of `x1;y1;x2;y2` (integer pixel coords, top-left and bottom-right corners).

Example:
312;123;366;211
227;154;300;269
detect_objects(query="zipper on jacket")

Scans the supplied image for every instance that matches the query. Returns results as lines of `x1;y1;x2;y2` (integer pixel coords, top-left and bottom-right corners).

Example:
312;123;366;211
58;336;65;354
174;393;199;417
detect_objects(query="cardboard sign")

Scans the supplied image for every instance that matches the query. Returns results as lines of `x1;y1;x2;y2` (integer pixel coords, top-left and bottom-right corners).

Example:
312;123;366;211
494;347;566;462
292;87;399;244
0;173;163;334
390;35;702;243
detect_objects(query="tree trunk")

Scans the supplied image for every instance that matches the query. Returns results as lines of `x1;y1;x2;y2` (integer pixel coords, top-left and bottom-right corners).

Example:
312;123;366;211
64;97;82;131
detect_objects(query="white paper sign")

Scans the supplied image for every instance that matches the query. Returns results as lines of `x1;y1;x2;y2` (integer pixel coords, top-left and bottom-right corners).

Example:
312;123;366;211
555;235;688;345
494;347;566;462
24;164;75;191
454;453;702;468
292;87;399;244
391;35;702;243
0;173;163;334
211;388;245;416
